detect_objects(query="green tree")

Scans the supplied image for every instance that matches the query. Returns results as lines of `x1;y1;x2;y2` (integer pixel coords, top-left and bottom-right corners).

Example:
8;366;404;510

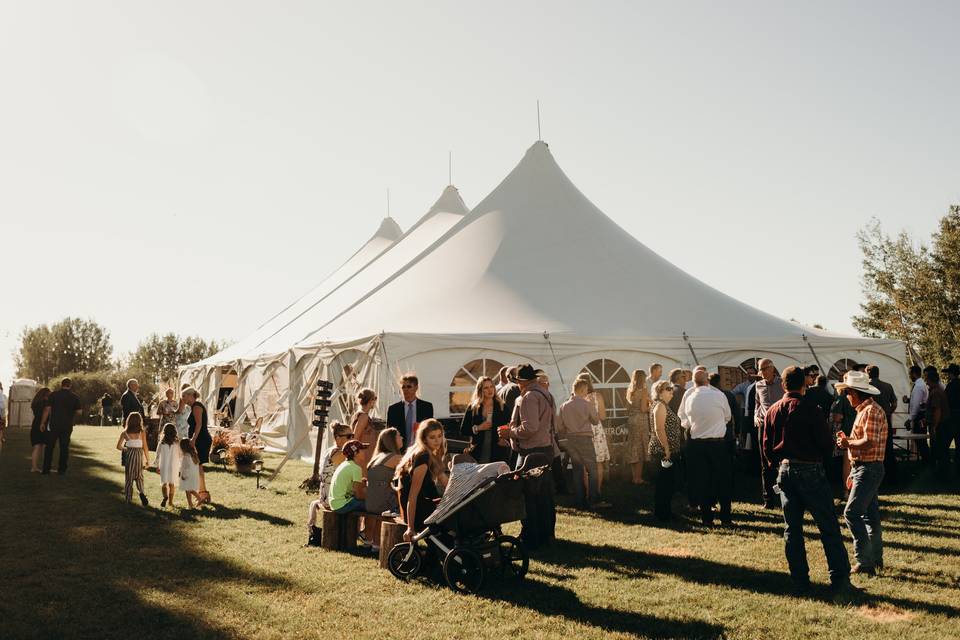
15;318;113;381
130;333;225;382
854;206;960;365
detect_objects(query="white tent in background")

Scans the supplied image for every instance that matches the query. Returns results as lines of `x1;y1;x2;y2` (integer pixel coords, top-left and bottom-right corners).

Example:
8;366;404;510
183;141;909;460
180;185;470;452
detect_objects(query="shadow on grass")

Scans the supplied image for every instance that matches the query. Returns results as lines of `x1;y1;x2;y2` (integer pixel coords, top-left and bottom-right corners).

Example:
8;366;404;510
536;538;960;618
0;430;293;640
481;576;727;639
176;502;294;526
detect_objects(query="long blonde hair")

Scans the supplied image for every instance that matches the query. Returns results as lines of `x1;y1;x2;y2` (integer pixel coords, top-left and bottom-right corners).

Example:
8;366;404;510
468;376;504;413
395;419;447;487
627;369;649;406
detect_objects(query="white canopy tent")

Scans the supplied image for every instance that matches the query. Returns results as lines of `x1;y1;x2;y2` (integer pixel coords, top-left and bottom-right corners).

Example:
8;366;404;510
180;185;470;452
183;141;909;460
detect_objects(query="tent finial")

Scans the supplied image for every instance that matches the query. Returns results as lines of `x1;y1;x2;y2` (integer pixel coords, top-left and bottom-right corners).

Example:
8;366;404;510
536;100;542;141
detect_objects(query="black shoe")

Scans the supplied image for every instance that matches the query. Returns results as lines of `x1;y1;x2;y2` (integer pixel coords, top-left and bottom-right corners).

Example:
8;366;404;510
304;526;322;547
792;580;812;596
851;563;876;576
139;492;149;507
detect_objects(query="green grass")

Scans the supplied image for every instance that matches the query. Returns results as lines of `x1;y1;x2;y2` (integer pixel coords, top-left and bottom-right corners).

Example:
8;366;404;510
1;426;958;640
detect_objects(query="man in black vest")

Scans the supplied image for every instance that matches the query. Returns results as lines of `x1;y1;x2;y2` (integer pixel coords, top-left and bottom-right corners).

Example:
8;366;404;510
386;373;434;448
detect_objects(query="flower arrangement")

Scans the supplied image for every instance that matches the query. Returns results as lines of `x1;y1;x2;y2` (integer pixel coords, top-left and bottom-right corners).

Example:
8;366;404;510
228;444;262;473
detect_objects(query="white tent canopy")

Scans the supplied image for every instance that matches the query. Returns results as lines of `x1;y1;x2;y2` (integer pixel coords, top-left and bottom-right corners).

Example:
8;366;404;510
182;141;909;459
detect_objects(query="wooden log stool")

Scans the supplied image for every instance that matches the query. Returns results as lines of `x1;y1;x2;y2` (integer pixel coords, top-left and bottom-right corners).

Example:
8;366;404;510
320;509;360;551
379;518;407;569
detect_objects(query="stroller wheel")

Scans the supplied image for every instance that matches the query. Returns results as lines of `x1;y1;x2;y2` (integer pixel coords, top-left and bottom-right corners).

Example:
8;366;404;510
387;543;422;581
442;547;485;594
496;535;529;580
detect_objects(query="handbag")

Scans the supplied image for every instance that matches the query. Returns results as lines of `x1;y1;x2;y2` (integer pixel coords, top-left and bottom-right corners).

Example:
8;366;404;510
121;448;129;467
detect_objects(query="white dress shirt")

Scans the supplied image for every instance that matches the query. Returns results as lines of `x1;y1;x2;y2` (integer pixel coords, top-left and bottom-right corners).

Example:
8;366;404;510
908;377;928;422
678;385;731;440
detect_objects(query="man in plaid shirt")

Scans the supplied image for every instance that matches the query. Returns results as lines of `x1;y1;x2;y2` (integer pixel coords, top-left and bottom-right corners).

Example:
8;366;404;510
835;371;888;575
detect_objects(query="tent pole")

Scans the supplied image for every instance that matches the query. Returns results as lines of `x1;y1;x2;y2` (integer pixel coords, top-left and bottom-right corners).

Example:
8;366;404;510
543;331;565;387
682;332;700;366
801;334;824;372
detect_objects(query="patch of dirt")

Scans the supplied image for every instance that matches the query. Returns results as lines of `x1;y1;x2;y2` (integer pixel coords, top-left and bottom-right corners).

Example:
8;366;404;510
857;604;915;623
650;546;694;558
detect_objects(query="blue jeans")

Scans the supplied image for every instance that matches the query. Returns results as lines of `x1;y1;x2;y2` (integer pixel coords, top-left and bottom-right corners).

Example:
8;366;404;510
777;461;850;586
566;436;599;507
333;497;366;514
844;461;884;568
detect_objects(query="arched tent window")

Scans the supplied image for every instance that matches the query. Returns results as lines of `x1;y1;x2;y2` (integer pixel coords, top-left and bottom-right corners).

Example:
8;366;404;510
828;358;859;381
449;358;504;414
579;358;631;427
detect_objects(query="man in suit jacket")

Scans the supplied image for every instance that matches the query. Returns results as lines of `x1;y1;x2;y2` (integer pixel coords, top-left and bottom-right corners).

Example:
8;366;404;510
121;378;145;426
387;373;434;447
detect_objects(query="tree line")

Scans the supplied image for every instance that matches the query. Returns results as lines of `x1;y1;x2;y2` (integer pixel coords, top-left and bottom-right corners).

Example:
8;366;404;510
13;318;225;414
855;205;960;366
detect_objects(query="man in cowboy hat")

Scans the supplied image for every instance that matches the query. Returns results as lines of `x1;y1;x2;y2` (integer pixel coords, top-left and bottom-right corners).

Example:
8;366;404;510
498;363;557;549
866;365;898;484
942;363;960;476
835;370;888;575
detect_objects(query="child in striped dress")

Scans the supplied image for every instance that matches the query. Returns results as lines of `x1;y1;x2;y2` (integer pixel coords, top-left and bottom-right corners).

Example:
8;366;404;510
116;413;150;506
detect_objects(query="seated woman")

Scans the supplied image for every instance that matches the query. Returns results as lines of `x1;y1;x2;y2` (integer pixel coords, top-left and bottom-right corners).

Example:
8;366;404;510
367;427;404;516
365;428;404;551
304;421;354;547
395;419;449;542
459;376;512;464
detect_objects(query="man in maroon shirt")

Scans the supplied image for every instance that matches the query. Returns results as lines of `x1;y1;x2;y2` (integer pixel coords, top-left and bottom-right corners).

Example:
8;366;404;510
762;366;851;595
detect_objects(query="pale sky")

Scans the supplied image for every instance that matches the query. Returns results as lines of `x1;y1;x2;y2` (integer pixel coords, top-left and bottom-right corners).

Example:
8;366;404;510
1;1;958;386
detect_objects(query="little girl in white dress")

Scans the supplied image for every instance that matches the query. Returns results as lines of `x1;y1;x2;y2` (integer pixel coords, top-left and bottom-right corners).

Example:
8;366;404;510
155;424;182;508
179;438;201;509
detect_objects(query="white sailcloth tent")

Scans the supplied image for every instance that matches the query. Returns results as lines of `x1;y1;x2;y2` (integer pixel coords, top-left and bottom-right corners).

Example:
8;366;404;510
180;185;470;452
183;141;909;460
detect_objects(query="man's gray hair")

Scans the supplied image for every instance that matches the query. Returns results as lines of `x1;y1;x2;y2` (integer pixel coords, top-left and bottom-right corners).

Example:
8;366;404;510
126;378;138;389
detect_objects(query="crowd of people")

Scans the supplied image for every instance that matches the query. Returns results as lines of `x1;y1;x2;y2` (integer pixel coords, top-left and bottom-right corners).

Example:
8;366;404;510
301;357;960;596
18;377;213;509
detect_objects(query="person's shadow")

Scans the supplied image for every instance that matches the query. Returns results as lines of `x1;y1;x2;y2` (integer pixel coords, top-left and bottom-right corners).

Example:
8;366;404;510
0;435;294;639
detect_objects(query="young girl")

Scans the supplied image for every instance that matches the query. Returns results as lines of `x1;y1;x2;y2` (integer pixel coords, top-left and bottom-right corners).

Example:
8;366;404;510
395;419;449;542
179;438;202;509
155;423;182;508
116;413;150;506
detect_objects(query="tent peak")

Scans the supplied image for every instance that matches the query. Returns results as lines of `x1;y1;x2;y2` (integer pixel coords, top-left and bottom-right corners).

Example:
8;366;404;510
372;216;403;242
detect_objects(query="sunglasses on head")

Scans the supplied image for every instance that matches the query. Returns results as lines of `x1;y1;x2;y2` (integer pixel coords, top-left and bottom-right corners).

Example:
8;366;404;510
337;432;354;438
401;384;415;389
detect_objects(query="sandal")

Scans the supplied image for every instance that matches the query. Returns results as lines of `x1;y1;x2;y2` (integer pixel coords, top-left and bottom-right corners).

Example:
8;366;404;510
199;491;211;504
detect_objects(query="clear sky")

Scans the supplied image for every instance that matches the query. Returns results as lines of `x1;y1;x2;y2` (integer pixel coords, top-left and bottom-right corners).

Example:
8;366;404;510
1;1;958;385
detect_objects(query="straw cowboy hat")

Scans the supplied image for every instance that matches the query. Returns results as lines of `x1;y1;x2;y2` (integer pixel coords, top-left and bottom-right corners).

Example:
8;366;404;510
833;370;880;396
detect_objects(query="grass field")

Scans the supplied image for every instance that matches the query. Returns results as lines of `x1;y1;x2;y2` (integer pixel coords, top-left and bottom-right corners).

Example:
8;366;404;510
1;426;958;640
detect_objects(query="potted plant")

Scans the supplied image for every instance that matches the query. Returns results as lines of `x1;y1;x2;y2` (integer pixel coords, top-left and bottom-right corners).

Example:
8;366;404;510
229;444;262;474
210;430;233;466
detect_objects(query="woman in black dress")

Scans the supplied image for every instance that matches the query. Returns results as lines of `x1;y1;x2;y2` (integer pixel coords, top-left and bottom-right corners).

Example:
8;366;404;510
30;387;51;473
396;419;449;540
459;376;511;463
185;388;212;504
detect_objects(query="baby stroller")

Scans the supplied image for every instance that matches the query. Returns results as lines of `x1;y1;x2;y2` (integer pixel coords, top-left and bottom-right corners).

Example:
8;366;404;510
386;453;551;594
